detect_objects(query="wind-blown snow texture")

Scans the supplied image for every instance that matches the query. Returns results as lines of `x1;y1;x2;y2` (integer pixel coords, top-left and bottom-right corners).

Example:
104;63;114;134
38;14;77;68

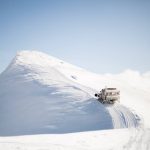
0;51;150;150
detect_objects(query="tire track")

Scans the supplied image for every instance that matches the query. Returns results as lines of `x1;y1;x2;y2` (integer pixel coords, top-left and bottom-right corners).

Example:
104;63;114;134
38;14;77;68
106;103;142;128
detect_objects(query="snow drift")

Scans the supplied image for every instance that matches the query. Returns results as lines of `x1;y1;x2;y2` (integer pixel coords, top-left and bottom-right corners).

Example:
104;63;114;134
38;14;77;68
0;51;147;136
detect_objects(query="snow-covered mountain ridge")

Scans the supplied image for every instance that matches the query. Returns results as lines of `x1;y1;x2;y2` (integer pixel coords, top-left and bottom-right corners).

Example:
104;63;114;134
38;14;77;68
0;51;149;137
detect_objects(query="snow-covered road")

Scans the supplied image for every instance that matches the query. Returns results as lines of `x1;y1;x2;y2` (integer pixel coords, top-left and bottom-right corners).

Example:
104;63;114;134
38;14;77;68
106;103;142;128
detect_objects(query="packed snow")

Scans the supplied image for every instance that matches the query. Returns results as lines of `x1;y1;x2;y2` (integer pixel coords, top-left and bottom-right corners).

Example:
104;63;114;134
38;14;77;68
0;51;149;150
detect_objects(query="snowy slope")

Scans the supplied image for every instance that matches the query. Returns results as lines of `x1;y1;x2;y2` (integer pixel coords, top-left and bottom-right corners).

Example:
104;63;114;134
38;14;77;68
0;50;150;150
0;51;142;136
0;51;110;135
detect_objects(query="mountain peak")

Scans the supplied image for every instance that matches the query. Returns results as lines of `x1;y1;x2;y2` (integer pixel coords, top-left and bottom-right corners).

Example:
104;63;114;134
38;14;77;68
12;50;61;67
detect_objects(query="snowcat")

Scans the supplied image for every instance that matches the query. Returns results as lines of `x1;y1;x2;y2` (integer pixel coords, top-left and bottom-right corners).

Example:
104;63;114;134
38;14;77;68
95;88;120;104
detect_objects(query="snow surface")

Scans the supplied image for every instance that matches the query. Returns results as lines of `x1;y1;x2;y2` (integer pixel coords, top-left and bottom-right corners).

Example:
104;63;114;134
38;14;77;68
0;129;149;150
0;50;150;149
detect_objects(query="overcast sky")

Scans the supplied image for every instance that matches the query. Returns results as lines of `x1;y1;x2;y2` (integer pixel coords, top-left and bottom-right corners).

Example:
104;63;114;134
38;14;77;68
0;0;150;74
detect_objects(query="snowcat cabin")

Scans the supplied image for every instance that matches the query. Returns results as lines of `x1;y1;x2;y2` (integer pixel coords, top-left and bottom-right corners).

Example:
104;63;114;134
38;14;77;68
95;88;120;104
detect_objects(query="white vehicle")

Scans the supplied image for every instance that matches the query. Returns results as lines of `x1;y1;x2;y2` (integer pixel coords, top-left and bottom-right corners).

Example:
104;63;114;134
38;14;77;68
95;88;120;104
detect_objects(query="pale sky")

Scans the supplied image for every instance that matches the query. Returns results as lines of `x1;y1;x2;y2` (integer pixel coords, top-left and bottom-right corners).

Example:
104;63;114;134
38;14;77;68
0;0;150;73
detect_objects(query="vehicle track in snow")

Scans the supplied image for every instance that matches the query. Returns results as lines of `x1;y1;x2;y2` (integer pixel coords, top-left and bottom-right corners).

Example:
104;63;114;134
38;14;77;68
105;103;142;128
123;128;150;150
